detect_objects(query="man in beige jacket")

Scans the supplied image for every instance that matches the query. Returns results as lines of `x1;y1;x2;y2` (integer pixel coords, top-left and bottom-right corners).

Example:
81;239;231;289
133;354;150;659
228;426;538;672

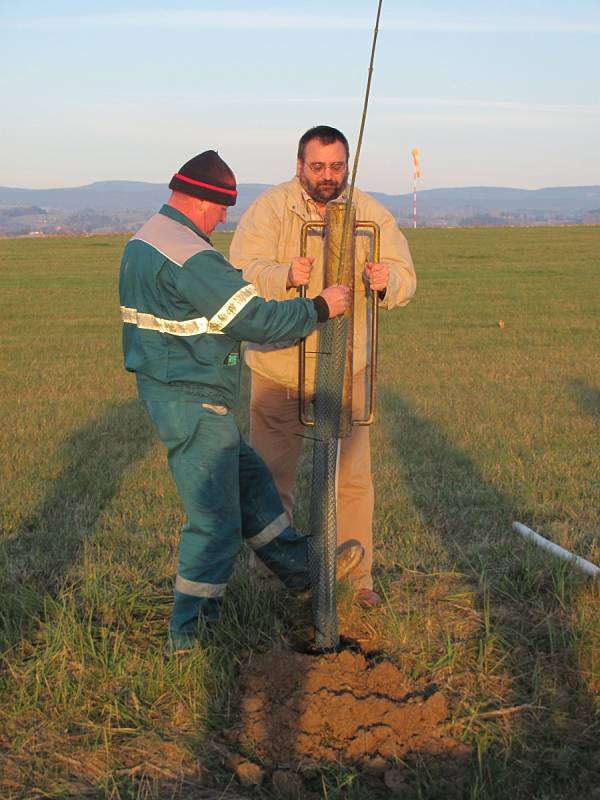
230;125;416;607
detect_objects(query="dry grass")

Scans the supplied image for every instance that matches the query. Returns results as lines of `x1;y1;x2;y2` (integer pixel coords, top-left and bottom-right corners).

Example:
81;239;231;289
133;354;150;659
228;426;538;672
0;227;599;799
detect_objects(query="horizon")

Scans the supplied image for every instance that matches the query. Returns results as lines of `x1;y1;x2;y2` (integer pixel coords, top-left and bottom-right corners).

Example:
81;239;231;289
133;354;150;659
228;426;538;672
1;1;599;193
3;178;600;196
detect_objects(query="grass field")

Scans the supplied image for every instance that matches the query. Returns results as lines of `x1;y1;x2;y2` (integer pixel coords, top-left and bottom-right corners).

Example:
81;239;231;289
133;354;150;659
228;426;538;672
1;226;599;799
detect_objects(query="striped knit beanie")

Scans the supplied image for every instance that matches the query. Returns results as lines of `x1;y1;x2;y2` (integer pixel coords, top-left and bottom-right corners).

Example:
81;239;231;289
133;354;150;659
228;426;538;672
169;150;237;206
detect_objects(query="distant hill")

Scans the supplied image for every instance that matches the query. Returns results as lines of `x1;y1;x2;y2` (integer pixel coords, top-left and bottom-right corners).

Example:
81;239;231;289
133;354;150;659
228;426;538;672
1;181;599;235
0;181;271;215
369;185;600;219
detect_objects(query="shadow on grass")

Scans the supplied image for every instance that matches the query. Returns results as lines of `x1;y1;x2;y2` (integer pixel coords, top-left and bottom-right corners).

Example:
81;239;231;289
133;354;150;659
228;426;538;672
570;378;600;425
0;399;154;649
377;386;599;798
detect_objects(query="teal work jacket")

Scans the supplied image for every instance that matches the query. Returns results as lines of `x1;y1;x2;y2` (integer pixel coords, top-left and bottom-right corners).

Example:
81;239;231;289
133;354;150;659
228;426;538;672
119;205;319;408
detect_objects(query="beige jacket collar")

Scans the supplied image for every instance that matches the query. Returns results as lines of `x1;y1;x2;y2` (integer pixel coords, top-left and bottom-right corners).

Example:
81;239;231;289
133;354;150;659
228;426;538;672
286;176;349;221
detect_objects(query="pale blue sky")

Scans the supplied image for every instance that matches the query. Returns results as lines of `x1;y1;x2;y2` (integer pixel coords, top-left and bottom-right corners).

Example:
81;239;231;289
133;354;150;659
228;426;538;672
2;1;599;192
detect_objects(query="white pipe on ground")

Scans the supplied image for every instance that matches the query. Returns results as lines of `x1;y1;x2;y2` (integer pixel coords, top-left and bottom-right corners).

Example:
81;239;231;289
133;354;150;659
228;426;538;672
512;522;600;578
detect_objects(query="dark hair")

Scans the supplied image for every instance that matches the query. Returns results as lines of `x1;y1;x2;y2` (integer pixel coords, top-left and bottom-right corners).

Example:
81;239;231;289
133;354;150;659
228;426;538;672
297;125;349;161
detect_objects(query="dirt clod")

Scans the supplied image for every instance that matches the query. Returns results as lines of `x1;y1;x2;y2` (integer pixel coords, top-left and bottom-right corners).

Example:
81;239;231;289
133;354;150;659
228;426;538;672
226;754;265;787
271;768;304;798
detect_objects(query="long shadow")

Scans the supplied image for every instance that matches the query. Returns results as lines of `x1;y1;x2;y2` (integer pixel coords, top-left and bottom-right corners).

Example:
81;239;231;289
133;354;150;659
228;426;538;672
570;378;600;426
0;399;154;649
175;381;598;798
377;386;599;797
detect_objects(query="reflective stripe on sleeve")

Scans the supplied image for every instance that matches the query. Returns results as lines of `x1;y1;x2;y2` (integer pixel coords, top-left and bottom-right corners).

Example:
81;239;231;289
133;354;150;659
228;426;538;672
120;285;258;337
207;285;258;332
246;512;290;550
175;575;227;598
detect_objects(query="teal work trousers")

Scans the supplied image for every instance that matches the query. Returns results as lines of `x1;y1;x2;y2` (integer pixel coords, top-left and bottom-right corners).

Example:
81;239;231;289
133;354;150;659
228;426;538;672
139;389;310;647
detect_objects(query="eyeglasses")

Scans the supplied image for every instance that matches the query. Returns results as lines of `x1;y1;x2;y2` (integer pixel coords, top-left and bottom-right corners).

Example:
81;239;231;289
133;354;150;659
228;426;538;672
304;161;347;175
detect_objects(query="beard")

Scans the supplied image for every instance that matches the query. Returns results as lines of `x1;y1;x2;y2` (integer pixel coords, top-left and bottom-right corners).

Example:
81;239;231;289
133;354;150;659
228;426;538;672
299;171;348;205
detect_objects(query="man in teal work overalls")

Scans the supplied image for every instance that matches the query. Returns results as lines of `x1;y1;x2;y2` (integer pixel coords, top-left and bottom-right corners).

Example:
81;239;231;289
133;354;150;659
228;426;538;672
119;150;364;649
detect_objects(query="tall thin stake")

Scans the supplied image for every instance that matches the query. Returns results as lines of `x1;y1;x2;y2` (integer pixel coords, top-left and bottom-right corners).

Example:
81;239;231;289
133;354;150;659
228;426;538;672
336;0;383;282
308;0;384;652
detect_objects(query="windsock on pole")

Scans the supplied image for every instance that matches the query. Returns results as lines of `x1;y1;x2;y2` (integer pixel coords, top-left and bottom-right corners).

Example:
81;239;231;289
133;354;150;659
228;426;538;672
411;148;420;229
411;148;421;177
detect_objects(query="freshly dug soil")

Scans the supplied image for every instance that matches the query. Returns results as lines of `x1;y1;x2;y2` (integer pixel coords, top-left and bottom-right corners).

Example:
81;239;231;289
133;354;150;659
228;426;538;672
229;647;468;772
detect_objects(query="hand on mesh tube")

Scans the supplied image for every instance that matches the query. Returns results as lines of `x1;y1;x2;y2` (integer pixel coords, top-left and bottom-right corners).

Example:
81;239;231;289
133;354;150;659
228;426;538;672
319;285;350;318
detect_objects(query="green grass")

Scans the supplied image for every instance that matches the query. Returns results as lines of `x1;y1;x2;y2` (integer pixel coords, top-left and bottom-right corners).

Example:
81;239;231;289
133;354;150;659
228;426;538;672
1;227;599;799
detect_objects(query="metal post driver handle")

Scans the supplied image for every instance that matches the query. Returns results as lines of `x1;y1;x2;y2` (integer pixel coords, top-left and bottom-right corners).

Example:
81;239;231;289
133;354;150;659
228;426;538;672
297;220;380;427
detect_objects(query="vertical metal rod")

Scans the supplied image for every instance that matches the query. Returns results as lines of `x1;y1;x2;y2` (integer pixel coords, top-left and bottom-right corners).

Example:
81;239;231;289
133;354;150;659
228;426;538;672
352;222;380;425
299;221;324;427
307;0;384;652
337;0;384;284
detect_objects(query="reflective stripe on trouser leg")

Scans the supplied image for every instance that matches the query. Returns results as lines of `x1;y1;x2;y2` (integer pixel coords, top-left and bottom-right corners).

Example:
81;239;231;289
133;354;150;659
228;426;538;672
239;437;310;592
140;397;243;637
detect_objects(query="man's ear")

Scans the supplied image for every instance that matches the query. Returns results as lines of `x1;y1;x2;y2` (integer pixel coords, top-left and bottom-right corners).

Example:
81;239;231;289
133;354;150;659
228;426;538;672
296;159;303;178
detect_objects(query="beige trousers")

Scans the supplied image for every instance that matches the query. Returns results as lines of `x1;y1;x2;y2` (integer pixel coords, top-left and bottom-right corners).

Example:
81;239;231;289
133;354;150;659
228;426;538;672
249;370;374;589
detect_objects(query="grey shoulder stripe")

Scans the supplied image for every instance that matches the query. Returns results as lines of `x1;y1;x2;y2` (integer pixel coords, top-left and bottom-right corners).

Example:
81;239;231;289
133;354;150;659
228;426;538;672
133;237;183;267
133;213;214;267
